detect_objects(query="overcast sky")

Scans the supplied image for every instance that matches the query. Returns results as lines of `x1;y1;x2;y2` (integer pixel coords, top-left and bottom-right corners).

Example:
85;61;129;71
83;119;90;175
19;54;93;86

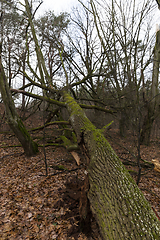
38;0;78;14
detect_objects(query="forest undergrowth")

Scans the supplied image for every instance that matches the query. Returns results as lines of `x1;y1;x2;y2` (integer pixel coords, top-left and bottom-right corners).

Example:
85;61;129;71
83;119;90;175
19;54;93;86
0;111;160;239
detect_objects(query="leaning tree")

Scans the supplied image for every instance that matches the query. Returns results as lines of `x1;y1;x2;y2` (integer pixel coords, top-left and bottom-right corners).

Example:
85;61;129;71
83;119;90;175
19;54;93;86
1;0;160;239
0;0;38;156
24;0;160;238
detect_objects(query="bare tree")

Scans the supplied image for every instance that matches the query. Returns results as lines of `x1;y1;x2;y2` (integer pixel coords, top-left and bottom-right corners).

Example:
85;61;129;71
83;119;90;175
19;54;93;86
0;45;38;156
13;0;159;238
140;28;160;144
0;0;38;156
82;0;156;139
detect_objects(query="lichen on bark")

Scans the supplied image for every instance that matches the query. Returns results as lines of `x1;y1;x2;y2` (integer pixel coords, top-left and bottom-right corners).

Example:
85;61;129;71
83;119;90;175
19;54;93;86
63;91;160;240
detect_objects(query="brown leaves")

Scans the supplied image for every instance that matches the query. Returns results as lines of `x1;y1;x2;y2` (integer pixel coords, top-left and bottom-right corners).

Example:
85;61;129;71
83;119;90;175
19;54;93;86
71;151;81;165
0;119;160;239
152;159;160;173
0;141;88;239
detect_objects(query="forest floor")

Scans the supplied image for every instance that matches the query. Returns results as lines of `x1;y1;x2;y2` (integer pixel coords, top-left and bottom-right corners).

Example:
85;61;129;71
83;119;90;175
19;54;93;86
0;111;160;239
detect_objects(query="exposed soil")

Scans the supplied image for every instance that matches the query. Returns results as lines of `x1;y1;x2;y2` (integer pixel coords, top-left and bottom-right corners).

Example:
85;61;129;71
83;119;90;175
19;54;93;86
0;109;160;239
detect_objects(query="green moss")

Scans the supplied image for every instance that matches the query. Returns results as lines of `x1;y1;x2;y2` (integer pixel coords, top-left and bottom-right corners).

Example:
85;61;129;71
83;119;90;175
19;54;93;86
60;135;78;151
17;118;31;138
17;118;38;154
60;135;71;146
64;92;160;238
50;164;68;171
72;132;77;143
152;231;160;240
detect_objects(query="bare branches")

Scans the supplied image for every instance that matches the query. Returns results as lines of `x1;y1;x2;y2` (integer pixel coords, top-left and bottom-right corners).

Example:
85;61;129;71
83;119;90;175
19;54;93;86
156;0;160;9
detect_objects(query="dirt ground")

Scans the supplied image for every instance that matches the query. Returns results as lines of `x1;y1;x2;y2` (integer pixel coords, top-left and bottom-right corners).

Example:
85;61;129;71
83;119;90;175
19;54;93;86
0;110;160;239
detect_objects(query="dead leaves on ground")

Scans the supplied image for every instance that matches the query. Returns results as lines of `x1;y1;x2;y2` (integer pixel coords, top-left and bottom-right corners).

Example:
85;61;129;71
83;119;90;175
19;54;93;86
0;145;87;239
0;122;160;239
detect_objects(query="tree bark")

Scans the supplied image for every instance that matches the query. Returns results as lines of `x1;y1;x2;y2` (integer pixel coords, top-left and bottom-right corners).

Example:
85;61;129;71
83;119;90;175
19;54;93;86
140;104;155;145
63;91;160;240
0;45;38;157
140;30;160;145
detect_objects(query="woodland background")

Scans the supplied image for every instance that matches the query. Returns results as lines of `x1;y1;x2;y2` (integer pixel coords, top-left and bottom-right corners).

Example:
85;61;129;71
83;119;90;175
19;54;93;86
0;0;160;239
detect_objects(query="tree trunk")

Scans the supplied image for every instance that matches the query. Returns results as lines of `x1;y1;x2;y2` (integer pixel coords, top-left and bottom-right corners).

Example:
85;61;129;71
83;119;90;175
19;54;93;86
63;91;160;240
140;104;155;145
140;29;160;145
22;52;26;111
119;109;127;137
0;44;38;157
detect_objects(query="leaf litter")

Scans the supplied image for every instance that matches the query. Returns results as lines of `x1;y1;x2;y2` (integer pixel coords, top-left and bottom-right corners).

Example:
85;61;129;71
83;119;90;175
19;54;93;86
0;114;160;239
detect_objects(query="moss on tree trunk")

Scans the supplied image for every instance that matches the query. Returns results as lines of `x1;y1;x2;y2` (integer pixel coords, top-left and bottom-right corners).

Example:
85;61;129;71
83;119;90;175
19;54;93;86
63;91;160;240
0;55;38;157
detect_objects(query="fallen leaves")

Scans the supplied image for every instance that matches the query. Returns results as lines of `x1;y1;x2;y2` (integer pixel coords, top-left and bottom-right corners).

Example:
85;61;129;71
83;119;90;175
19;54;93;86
152;159;160;173
0;143;87;239
0;119;160;239
71;151;80;165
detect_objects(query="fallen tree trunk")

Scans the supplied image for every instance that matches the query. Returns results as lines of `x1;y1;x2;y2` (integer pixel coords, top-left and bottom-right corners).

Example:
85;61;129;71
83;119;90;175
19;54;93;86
63;91;160;240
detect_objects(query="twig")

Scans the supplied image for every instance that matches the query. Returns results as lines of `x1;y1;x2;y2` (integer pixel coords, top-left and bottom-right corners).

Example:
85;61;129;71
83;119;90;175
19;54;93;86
140;188;160;200
43;99;48;177
0;152;24;161
106;133;153;167
137;108;142;185
39;167;81;177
